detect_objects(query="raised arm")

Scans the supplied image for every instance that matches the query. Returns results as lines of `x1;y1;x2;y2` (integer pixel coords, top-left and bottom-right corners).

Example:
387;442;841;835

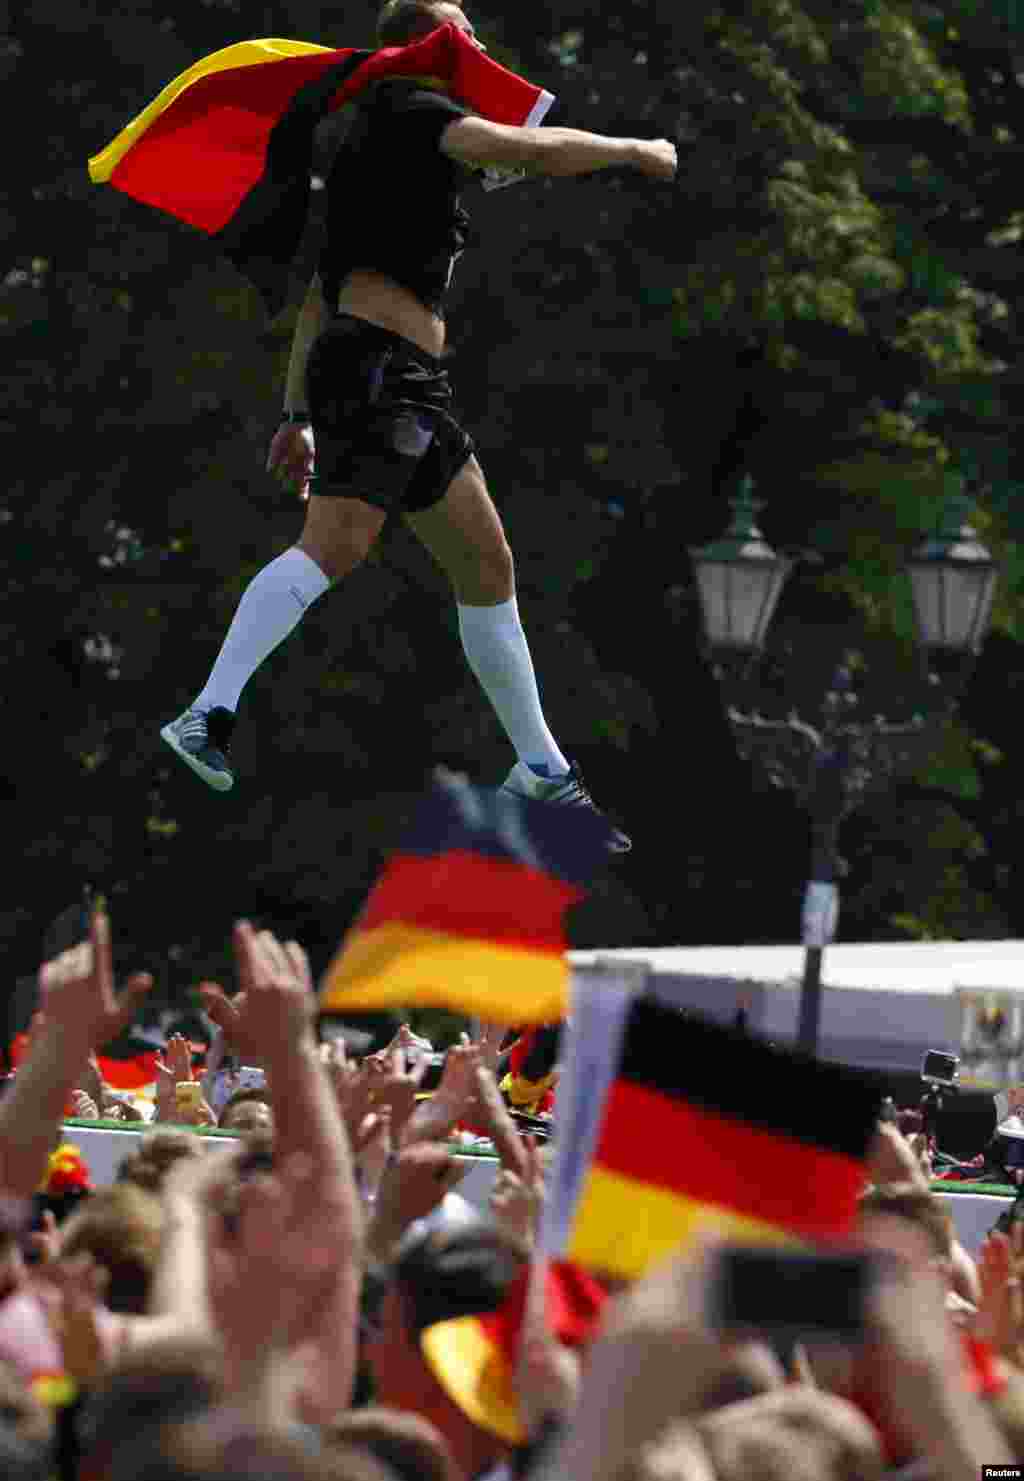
283;272;329;416
0;911;151;1197
440;117;677;181
230;921;363;1420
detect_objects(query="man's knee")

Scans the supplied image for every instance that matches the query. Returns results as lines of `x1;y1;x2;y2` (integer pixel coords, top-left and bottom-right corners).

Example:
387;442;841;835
298;533;373;584
460;540;515;604
487;539;516;599
297;497;386;583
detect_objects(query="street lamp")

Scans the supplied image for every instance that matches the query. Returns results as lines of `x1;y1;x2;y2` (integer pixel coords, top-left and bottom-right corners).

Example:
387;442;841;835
908;475;1000;660
690;474;999;1058
690;476;793;659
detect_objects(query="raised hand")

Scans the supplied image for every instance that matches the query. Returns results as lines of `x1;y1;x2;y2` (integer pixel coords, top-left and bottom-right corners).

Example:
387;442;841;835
266;423;315;503
474;1020;508;1074
401;1033;486;1147
369;1142;468;1258
976;1225;1024;1358
67;1090;100;1121
154;1036;215;1126
204;1149;346;1366
366;1046;430;1146
490;1136;545;1246
165;1032;194;1083
198;985;262;1065
472;1065;529;1176
324;1044;376;1149
37;910;152;1053
631;139;678;181
25;1209;60;1266
229;922;315;1056
866;1120;929;1190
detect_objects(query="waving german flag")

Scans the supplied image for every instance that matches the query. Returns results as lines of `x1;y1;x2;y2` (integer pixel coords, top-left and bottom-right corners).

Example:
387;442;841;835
543;986;882;1282
320;769;613;1026
87;23;554;315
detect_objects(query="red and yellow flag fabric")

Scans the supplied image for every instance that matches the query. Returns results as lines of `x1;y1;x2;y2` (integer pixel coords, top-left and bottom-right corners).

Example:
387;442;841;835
95;1051;162;1092
87;23;554;314
420;1259;608;1445
560;996;881;1282
320;770;614;1027
38;1142;92;1196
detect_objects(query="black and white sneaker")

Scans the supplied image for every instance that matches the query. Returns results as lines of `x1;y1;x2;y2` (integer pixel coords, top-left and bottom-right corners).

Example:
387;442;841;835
160;707;236;793
500;760;632;853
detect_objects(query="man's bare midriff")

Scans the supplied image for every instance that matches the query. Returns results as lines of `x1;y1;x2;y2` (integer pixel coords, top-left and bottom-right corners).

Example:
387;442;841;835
337;269;446;359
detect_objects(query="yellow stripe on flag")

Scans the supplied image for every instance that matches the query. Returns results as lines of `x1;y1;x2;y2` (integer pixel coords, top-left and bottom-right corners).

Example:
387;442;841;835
566;1166;802;1281
87;38;334;182
420;1316;524;1445
320;921;569;1025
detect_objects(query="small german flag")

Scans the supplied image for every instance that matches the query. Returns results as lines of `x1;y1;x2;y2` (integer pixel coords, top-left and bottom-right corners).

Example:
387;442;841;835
420;1259;607;1445
320;770;613;1026
563;997;881;1281
87;24;554;316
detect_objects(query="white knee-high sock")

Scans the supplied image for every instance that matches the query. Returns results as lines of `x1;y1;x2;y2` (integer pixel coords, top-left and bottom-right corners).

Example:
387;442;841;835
457;596;570;776
193;547;331;714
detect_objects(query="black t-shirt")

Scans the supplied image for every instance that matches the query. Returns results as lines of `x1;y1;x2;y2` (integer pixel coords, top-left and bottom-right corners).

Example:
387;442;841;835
319;82;477;320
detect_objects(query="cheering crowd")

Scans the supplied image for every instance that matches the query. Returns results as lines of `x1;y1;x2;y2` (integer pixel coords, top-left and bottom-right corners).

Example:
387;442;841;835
4;910;1024;1481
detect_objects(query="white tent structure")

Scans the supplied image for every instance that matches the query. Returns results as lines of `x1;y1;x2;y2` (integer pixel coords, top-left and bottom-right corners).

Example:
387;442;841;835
569;940;1024;1076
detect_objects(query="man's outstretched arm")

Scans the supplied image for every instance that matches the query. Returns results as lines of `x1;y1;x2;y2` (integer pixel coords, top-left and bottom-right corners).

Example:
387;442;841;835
440;117;677;181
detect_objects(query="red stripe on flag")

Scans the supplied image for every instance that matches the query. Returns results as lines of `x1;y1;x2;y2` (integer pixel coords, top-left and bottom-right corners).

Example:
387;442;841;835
97;1053;160;1091
109;51;349;232
356;850;580;952
593;1078;866;1240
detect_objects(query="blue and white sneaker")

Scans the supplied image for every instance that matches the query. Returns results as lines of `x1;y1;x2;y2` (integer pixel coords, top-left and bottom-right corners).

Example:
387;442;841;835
160;707;236;793
500;760;632;853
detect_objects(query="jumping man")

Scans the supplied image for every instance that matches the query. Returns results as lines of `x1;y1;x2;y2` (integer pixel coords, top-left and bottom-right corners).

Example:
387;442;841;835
161;0;678;851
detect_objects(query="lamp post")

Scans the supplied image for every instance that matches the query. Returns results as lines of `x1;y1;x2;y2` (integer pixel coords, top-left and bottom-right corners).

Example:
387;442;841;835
690;473;999;1057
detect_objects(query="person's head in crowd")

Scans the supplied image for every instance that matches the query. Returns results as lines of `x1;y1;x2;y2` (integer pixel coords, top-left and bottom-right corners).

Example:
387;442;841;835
117;1129;205;1196
363;1227;527;1480
59;1183;164;1315
694;1389;884;1481
218;1088;274;1136
76;1338;225;1481
325;1408;460;1481
0;1358;53;1481
105;1414;399;1481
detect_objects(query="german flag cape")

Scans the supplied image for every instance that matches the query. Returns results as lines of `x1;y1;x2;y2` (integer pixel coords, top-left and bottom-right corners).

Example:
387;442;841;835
320;768;614;1026
87;23;555;316
542;981;882;1282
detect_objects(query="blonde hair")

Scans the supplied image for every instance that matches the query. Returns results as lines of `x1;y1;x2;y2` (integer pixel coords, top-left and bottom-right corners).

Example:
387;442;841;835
117;1129;204;1195
61;1183;164;1315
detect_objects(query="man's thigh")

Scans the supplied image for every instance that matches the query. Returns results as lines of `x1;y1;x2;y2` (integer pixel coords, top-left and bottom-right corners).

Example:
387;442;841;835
402;456;514;602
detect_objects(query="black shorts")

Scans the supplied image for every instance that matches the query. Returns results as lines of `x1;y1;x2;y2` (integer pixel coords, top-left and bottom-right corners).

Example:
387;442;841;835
304;313;475;514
